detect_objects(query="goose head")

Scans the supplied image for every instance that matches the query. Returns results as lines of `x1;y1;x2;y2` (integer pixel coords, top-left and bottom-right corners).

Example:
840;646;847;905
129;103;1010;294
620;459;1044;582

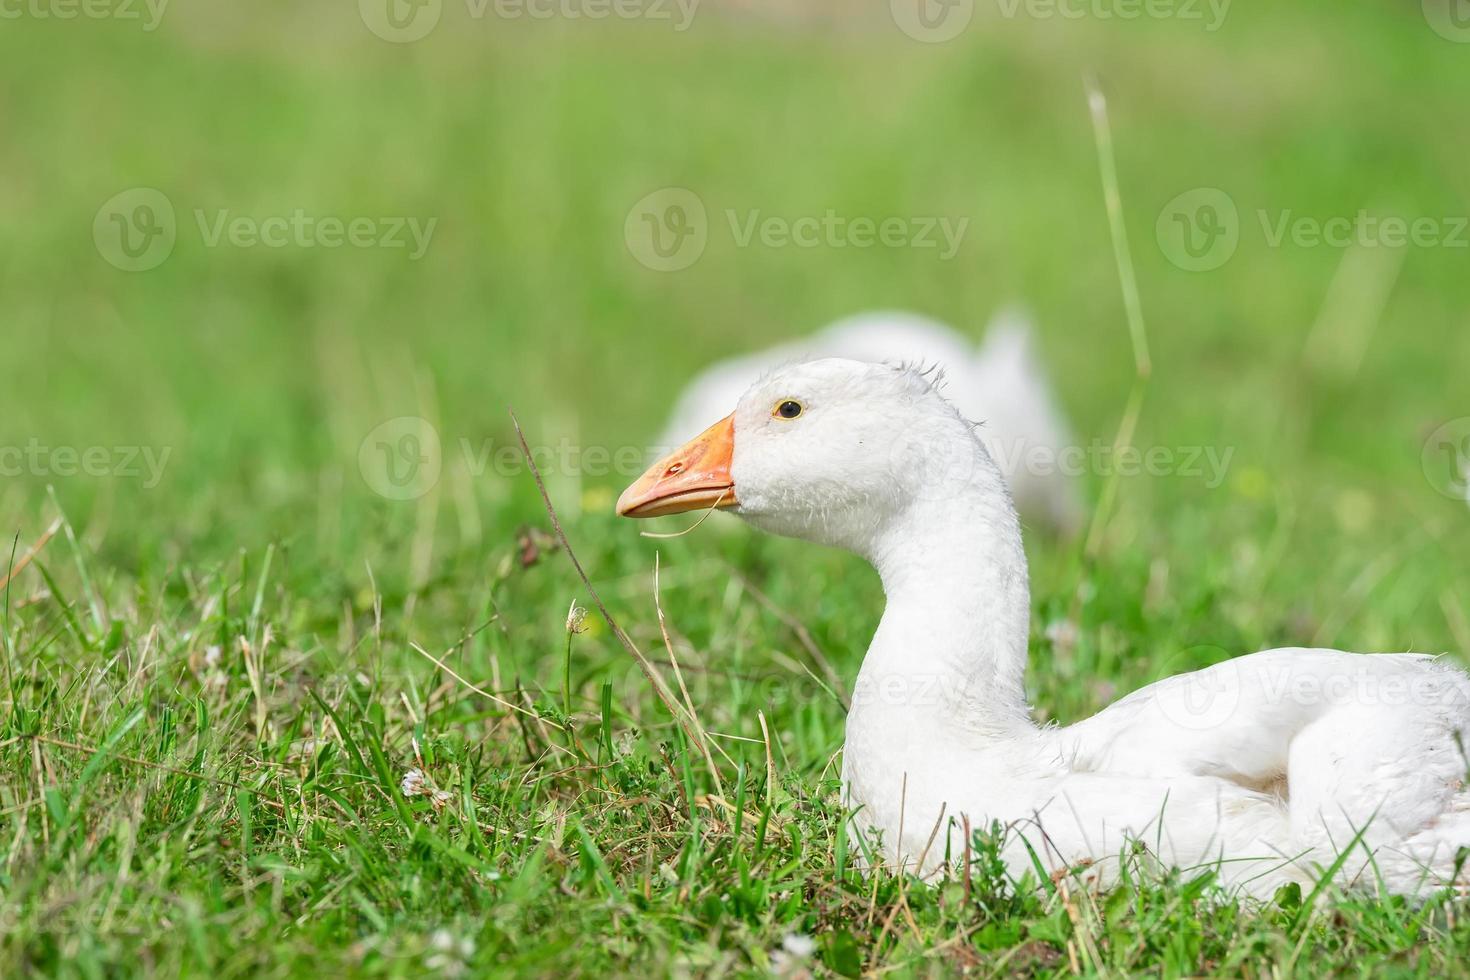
618;358;1006;555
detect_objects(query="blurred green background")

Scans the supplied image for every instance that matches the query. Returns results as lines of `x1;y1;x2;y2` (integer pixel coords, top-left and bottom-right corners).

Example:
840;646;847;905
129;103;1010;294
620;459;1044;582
2;0;1470;972
5;2;1467;562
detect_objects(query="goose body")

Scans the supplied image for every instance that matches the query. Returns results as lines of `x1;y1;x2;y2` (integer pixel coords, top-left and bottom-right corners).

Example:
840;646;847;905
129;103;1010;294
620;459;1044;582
619;358;1470;898
656;310;1083;533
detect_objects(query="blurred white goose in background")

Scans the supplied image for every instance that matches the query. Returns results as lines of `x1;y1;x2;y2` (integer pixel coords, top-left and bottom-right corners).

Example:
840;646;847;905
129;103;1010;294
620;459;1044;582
656;310;1084;534
619;358;1470;899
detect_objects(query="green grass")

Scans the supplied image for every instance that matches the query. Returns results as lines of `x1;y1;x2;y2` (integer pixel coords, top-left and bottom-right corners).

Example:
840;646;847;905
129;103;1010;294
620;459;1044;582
3;0;1470;974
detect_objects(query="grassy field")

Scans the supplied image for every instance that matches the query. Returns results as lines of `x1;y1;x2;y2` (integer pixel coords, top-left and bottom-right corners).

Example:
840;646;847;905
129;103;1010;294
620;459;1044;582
3;0;1470;974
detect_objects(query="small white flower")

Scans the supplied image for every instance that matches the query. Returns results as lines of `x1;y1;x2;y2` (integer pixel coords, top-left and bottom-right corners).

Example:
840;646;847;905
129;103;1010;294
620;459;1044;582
1044;619;1080;649
566;601;588;635
781;934;816;958
402;768;454;811
401;768;429;798
770;933;815;977
425;928;474;976
192;644;228;691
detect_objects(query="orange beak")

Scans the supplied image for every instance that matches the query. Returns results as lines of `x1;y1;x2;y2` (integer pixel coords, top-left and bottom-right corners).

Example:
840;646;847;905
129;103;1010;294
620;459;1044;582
617;414;738;518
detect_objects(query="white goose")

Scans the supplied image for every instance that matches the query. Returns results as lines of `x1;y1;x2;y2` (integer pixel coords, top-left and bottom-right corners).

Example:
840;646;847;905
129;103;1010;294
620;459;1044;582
655;310;1084;533
617;358;1470;898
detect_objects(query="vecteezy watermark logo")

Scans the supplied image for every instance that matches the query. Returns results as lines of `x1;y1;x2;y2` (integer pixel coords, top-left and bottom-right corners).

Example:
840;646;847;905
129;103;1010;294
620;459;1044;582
890;0;974;42
625;188;709;272
1149;649;1242;731
1423;0;1470;43
94;188;177;272
1422;418;1470;503
884;415;983;503
1156;188;1240;272
359;417;443;500
359;0;442;42
1;0;169;30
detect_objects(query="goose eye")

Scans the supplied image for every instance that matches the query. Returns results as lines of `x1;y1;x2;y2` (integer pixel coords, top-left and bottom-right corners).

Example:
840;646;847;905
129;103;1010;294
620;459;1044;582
774;400;804;420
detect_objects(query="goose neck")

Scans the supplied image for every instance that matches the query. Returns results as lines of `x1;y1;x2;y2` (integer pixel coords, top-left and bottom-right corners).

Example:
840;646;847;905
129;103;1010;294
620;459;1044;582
856;480;1035;735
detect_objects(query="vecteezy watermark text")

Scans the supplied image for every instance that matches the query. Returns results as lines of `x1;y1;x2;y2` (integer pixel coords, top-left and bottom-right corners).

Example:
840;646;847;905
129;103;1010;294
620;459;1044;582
481;0;697;27
0;441;171;489
357;417;1238;501
1256;211;1469;250
838;656;1470;721
358;0;699;43
889;0;1229;43
194;210;436;259
1157;188;1469;272
1149;653;1470;731
624;187;969;272
989;438;1234;489
0;0;168;30
93;188;437;272
461;439;651;481
993;0;1229;29
727;211;968;259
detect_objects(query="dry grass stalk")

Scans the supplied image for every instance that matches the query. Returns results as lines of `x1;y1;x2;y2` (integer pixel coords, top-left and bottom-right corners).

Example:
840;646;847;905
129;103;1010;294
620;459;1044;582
0;518;63;593
511;411;726;799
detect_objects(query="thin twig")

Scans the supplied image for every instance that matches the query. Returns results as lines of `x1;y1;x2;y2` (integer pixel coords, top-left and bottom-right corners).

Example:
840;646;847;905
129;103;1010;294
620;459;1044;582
912;801;948;877
961;813;974;905
27;734;287;812
510;410;725;795
653;555;736;776
1082;78;1153;562
875;803;948;953
896;771;908;873
757;709;776;808
0;518;62;594
409;642;569;734
2;531;19;694
1083;382;1148;561
729;567;847;705
1086;78;1151;380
